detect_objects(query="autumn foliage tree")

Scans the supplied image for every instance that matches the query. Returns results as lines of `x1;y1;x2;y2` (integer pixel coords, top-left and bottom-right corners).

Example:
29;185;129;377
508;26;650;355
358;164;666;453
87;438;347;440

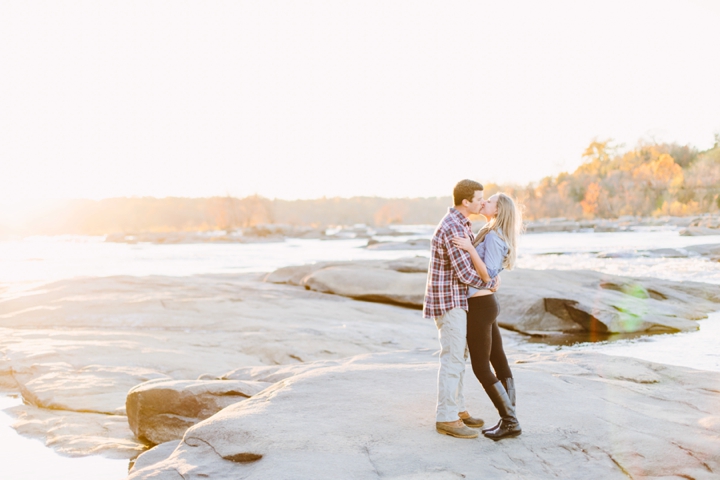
485;139;720;221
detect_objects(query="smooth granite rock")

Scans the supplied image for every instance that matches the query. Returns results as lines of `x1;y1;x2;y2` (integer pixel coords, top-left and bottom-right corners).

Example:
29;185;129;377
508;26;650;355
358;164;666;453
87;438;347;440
495;269;720;334
127;350;720;479
14;363;170;415
365;238;431;250
680;226;720;236
265;257;430;307
0;273;440;458
303;265;426;307
126;379;271;445
7;402;145;458
266;259;720;334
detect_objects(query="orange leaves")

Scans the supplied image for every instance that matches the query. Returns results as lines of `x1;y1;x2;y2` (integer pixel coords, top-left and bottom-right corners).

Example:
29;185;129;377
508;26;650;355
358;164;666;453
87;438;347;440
580;182;602;217
653;153;683;185
631;153;683;193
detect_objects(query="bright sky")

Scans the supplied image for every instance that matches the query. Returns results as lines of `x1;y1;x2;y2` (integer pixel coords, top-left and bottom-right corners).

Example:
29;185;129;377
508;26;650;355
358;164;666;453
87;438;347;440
1;0;719;206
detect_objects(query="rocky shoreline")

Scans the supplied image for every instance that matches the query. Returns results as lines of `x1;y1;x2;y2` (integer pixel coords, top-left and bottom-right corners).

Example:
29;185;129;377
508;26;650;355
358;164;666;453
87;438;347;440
102;213;720;245
0;264;718;478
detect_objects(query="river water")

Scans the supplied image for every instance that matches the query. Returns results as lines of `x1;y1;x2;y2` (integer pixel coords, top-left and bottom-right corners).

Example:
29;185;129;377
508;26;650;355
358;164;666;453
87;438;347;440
1;226;719;477
0;395;129;479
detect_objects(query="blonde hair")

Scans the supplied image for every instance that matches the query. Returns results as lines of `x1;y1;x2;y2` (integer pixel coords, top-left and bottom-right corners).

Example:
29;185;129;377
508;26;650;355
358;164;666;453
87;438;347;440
473;193;523;270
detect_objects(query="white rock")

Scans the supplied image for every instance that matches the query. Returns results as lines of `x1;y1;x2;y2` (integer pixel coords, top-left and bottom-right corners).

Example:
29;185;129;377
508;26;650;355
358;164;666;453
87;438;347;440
15;363;169;414
7;402;145;459
365;238;431;250
128;350;720;479
266;260;720;334
303;265;426;307
0;274;441;457
679;226;720;236
126;379;271;445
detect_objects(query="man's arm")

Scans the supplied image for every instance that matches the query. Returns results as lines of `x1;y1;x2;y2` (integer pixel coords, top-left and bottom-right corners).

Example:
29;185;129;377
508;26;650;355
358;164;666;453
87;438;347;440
443;227;497;290
489;275;501;293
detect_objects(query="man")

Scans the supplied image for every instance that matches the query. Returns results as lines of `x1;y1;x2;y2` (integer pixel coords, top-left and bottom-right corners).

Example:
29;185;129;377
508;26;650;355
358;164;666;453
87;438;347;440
424;179;499;439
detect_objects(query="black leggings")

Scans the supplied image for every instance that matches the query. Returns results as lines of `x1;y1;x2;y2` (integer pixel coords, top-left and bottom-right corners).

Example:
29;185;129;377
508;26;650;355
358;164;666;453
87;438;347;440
467;294;512;389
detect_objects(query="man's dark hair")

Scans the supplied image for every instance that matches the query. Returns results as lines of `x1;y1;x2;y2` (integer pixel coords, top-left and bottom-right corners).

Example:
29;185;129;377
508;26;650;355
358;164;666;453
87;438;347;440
453;179;484;206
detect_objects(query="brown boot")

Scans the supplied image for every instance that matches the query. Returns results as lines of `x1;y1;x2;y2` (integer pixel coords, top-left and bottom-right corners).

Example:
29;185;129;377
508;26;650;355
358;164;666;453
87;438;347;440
436;419;479;439
458;411;484;428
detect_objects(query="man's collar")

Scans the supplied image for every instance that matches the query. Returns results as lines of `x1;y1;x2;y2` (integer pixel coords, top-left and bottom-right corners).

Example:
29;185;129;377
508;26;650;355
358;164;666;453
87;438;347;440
448;207;471;225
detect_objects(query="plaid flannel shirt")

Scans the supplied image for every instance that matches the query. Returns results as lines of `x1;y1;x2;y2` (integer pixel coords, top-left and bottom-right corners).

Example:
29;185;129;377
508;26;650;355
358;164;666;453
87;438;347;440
423;207;498;318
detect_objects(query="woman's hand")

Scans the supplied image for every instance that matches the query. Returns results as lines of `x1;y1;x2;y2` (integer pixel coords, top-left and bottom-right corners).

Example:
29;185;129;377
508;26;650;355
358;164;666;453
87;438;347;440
452;233;474;252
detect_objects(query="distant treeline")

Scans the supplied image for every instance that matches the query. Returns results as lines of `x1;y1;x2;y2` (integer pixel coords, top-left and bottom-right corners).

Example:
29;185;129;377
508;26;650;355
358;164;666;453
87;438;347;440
11;196;453;235
6;139;719;235
487;139;720;219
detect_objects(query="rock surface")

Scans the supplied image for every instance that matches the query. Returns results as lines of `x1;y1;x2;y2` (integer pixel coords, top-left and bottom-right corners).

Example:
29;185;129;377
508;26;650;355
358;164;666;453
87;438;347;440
2;259;719;469
596;243;720;261
7;402;145;458
126;379;271;445
265;257;430;307
365;238;431;250
680;215;720;236
266;259;720;334
0;273;442;458
680;226;720;236
496;269;720;335
15;363;170;415
128;349;720;479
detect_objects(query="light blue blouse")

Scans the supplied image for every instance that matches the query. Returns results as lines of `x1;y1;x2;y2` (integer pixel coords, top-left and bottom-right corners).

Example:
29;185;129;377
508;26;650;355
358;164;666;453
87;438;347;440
467;230;509;297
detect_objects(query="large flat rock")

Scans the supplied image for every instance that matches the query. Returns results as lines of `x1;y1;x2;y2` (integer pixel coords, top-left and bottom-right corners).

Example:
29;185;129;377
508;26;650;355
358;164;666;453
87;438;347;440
265;259;720;334
15;363;170;415
496;269;720;335
7;402;145;458
127;350;720;479
0;273;441;458
680;226;720;236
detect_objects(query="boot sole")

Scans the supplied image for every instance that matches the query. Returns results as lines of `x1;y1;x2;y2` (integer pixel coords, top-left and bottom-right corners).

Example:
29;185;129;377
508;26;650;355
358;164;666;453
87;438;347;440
436;428;479;439
485;429;522;441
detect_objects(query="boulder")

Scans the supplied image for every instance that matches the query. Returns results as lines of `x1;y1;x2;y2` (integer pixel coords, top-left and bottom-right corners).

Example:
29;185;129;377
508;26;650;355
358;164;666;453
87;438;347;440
265;259;720;334
689;215;720;229
597;250;638;258
262;262;337;284
495;269;720;334
127;350;720;479
264;258;429;307
524;220;581;233
686;243;720;257
365;238;431;250
303;266;426;307
680;226;720;236
598;244;720;260
645;247;692;258
126;379;271;445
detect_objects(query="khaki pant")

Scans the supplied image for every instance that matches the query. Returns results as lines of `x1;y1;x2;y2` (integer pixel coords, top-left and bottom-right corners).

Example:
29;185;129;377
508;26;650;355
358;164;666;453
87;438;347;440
434;307;469;422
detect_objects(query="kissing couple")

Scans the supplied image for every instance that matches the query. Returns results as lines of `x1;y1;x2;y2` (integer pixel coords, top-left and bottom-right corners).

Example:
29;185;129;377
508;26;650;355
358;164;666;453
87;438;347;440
423;179;523;441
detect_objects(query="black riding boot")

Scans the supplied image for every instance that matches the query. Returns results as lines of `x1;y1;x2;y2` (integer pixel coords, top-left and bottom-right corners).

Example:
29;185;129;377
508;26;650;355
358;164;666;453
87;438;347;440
483;381;521;440
505;377;516;406
482;378;515;434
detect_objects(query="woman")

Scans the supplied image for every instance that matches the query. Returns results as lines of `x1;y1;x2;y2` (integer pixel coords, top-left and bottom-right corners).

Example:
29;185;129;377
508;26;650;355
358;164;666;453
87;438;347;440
452;192;522;440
